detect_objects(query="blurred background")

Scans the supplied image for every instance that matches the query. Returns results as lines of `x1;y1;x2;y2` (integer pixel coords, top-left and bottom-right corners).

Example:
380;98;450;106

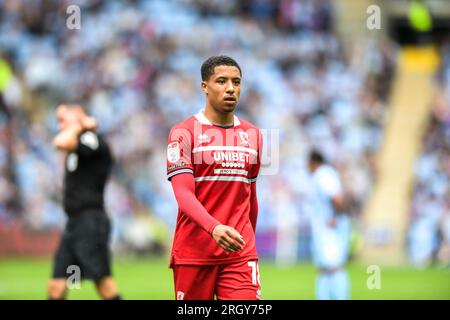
0;0;449;299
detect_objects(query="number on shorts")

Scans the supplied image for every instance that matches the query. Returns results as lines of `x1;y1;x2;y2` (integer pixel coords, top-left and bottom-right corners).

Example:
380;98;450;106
248;261;260;286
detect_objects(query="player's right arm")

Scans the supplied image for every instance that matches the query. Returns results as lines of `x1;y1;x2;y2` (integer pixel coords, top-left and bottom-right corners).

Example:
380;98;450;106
167;126;245;253
170;174;245;252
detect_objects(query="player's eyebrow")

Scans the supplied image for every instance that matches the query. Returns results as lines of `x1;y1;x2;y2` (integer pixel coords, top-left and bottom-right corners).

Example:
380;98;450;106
215;75;241;80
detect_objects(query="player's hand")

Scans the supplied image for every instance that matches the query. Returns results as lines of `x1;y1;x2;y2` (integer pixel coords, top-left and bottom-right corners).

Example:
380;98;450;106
212;224;245;253
53;121;83;150
67;121;83;135
80;116;97;131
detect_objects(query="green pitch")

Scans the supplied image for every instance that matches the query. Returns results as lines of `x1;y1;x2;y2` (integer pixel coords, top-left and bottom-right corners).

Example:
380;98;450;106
0;257;449;299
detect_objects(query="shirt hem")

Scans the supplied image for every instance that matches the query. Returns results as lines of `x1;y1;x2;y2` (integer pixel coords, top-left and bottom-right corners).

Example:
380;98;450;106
170;254;258;268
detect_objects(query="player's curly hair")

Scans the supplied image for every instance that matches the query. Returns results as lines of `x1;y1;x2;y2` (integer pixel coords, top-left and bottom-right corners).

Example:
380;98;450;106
201;55;242;81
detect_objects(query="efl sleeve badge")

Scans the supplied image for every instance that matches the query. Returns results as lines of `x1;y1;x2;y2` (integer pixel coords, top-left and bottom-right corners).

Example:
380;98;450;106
167;141;181;163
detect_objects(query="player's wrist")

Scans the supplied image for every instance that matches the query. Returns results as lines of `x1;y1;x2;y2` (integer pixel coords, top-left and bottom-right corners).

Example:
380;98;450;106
210;222;222;236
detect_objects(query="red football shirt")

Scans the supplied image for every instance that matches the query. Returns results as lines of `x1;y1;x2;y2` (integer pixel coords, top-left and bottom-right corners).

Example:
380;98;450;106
166;110;262;266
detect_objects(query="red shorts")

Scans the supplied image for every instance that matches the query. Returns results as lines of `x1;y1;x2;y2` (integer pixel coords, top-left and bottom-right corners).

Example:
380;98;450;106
173;259;261;300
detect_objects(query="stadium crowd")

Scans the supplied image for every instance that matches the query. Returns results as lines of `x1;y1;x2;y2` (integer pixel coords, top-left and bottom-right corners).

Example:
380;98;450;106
0;0;399;260
409;40;450;268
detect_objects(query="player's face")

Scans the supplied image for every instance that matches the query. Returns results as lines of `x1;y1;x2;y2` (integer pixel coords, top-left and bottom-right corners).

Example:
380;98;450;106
202;65;241;113
56;106;79;131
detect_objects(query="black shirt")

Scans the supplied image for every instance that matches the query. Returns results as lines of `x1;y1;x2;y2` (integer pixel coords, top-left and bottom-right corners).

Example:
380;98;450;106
63;131;113;216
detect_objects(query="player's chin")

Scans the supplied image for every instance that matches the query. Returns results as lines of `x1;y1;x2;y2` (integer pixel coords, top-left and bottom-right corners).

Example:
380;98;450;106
220;101;237;112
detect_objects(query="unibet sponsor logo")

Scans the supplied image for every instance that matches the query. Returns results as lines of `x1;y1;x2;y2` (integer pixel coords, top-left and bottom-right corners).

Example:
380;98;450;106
214;169;248;175
221;162;245;168
213;151;250;163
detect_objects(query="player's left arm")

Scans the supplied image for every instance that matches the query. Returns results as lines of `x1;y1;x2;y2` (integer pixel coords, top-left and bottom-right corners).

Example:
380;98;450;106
250;183;258;231
331;194;346;215
328;194;347;228
319;168;347;227
249;128;262;231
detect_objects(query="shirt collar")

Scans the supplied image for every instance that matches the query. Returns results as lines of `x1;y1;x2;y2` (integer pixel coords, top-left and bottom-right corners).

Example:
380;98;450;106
195;110;240;127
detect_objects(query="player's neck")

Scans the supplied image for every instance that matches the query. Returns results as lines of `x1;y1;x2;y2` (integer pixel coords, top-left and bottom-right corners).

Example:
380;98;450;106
203;107;234;126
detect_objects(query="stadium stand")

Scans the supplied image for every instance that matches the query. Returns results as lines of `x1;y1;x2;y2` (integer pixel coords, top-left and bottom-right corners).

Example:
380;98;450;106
0;0;414;262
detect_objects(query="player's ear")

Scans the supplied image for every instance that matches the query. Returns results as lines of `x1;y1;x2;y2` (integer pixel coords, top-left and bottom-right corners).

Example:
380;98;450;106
201;81;208;95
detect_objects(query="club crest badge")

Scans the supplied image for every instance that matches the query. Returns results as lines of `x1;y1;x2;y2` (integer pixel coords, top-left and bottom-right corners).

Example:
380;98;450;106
239;131;249;146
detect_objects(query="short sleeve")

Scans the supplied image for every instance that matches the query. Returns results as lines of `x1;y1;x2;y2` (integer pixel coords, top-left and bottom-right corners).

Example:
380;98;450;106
76;131;105;158
317;167;342;198
166;126;194;181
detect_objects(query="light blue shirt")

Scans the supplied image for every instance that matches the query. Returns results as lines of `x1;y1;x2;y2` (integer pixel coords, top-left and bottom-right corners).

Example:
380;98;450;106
309;164;342;224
